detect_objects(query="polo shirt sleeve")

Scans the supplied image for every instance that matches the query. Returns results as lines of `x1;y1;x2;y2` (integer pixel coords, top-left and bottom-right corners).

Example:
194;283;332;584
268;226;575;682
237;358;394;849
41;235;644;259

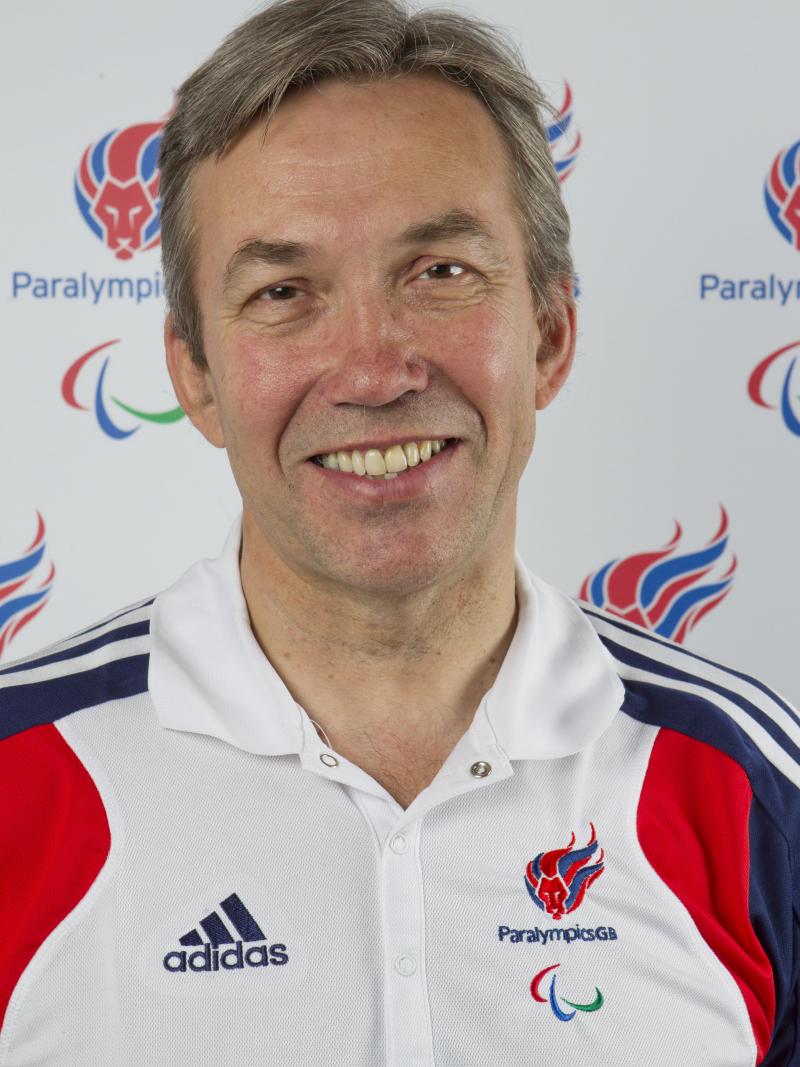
0;722;111;1035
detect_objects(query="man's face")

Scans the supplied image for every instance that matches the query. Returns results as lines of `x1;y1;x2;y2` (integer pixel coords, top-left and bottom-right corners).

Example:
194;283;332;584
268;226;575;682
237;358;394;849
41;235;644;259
169;72;574;594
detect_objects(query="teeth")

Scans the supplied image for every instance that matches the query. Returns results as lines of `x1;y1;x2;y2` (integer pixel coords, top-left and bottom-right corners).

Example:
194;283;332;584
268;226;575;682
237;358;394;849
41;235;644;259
403;442;420;467
364;449;387;476
315;439;450;478
351;450;366;476
384;445;408;473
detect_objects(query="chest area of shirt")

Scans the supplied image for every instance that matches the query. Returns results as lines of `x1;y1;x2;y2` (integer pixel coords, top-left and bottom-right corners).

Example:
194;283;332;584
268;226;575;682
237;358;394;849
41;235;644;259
56;792;755;1067
50;710;758;1065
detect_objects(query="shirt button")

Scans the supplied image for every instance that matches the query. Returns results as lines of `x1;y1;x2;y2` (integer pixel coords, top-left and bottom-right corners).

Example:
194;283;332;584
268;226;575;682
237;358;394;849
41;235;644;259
470;760;492;778
319;752;339;767
395;955;417;976
390;833;408;854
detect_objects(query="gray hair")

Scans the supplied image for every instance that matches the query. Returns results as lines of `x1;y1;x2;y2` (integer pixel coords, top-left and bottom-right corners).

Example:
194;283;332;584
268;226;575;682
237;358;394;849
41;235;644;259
158;0;574;365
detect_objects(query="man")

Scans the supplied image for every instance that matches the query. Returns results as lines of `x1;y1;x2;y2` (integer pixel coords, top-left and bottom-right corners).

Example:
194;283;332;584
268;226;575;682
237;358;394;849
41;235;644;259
1;0;797;1063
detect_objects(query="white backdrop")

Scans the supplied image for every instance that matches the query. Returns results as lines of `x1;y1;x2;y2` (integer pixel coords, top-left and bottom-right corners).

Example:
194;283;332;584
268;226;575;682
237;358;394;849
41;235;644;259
1;0;798;704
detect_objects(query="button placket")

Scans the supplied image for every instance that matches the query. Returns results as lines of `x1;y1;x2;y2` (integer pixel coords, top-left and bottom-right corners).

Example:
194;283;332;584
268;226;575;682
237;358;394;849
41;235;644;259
381;821;435;1065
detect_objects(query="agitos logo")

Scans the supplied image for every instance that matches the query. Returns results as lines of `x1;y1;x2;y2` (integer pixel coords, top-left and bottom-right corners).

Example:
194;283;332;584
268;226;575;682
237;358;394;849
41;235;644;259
530;964;604;1021
579;506;737;643
765;139;800;250
748;340;800;437
0;514;55;662
62;340;184;440
547;81;581;182
75;121;163;260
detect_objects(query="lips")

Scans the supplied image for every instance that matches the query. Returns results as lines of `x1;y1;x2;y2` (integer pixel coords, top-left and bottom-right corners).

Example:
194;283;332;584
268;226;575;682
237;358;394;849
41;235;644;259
308;437;461;499
310;437;454;478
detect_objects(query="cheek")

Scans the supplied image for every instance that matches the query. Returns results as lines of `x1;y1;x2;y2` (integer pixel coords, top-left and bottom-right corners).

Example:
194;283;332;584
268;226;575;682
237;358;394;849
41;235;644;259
215;331;310;452
438;305;535;415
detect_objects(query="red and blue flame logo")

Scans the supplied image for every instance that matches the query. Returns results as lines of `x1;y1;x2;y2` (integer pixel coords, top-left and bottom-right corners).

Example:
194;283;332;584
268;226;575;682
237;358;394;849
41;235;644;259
530;964;604;1021
579;506;737;644
525;824;605;921
62;339;184;441
74;121;163;260
765;139;800;250
0;514;55;662
546;81;581;182
748;340;800;437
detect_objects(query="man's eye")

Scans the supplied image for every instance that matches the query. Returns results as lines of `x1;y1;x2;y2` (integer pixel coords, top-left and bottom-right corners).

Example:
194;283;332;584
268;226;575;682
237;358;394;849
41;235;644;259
420;262;467;281
256;284;301;302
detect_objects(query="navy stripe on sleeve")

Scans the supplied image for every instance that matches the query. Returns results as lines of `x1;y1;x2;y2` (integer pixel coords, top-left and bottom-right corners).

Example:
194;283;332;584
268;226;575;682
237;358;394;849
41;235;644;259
0;653;150;740
0;620;150;676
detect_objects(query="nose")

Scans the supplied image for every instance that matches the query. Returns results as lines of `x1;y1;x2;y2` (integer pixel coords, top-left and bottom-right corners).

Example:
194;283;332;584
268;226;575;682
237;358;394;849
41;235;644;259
321;291;429;408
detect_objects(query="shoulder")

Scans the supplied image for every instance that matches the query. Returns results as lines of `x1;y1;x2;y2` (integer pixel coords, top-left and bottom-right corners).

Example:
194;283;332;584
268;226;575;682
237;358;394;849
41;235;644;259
0;601;152;1027
578;600;800;817
0;595;154;742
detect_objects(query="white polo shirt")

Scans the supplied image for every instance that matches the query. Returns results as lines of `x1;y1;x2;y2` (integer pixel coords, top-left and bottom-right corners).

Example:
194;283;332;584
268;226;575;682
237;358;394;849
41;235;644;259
0;517;796;1065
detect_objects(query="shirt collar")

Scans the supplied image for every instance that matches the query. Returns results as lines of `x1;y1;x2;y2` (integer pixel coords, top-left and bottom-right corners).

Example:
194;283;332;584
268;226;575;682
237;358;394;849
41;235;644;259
149;516;624;760
485;561;624;758
149;516;304;755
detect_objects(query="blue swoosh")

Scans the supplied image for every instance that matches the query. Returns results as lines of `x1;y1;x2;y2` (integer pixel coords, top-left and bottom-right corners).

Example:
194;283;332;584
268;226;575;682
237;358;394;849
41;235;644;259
95;358;138;440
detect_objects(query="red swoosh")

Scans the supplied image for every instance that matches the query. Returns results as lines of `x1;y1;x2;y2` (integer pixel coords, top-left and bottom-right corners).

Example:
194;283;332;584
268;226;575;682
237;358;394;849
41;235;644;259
62;339;120;410
530;964;560;1002
26;511;45;553
748;341;800;408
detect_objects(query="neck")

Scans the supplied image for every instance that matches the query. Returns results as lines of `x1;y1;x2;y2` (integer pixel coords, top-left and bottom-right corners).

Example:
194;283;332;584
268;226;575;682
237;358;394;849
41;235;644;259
239;511;519;760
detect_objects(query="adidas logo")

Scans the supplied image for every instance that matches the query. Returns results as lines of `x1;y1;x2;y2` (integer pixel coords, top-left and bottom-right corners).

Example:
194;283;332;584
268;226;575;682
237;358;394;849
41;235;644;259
163;892;289;973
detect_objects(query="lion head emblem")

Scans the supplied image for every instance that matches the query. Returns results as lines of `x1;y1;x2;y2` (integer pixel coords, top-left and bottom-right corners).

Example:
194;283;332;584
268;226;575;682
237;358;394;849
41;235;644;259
75;121;163;260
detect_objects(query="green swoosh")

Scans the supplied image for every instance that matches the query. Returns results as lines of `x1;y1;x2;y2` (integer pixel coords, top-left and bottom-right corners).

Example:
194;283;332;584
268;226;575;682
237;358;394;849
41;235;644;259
562;987;604;1013
111;396;185;424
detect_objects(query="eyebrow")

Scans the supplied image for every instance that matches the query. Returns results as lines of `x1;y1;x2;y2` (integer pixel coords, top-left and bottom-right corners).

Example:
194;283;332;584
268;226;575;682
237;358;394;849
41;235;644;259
222;209;503;291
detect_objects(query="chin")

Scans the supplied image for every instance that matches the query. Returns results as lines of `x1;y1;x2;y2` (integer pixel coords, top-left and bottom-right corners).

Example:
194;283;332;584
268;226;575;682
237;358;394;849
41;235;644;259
310;536;466;596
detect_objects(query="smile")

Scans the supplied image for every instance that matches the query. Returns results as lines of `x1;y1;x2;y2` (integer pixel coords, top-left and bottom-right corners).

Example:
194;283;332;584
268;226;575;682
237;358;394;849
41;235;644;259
311;438;455;480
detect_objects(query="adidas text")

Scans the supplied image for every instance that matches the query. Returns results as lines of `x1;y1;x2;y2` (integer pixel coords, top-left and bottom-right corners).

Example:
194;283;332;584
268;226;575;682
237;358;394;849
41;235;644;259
163;940;289;972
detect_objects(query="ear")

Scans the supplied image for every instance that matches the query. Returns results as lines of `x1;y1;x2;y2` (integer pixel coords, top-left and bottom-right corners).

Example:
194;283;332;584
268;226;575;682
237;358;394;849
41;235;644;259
534;285;577;411
164;312;226;448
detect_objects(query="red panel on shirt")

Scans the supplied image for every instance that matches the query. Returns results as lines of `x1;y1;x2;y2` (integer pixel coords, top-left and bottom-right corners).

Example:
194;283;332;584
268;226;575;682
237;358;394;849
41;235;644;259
0;723;110;1032
638;727;775;1063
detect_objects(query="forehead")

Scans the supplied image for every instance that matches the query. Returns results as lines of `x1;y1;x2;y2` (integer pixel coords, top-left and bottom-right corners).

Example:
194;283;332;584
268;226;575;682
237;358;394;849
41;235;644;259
191;72;521;259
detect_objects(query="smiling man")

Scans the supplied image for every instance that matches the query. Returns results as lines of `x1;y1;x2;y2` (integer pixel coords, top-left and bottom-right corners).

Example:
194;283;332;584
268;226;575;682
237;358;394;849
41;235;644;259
164;67;573;809
1;0;798;1064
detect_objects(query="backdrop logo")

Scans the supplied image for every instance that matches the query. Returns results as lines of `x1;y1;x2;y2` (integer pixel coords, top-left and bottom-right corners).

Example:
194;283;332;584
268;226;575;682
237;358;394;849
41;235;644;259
0;514;55;661
748;340;800;437
579;506;737;643
75;121;163;260
765;139;800;250
547;81;581;182
530;964;604;1021
525;824;605;920
62;339;184;440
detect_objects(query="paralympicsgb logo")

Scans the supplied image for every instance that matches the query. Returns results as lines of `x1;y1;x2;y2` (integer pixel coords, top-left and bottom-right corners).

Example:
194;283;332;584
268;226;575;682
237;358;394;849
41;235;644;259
765;139;800;250
579;506;737;643
74;121;163;260
525;825;605;921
